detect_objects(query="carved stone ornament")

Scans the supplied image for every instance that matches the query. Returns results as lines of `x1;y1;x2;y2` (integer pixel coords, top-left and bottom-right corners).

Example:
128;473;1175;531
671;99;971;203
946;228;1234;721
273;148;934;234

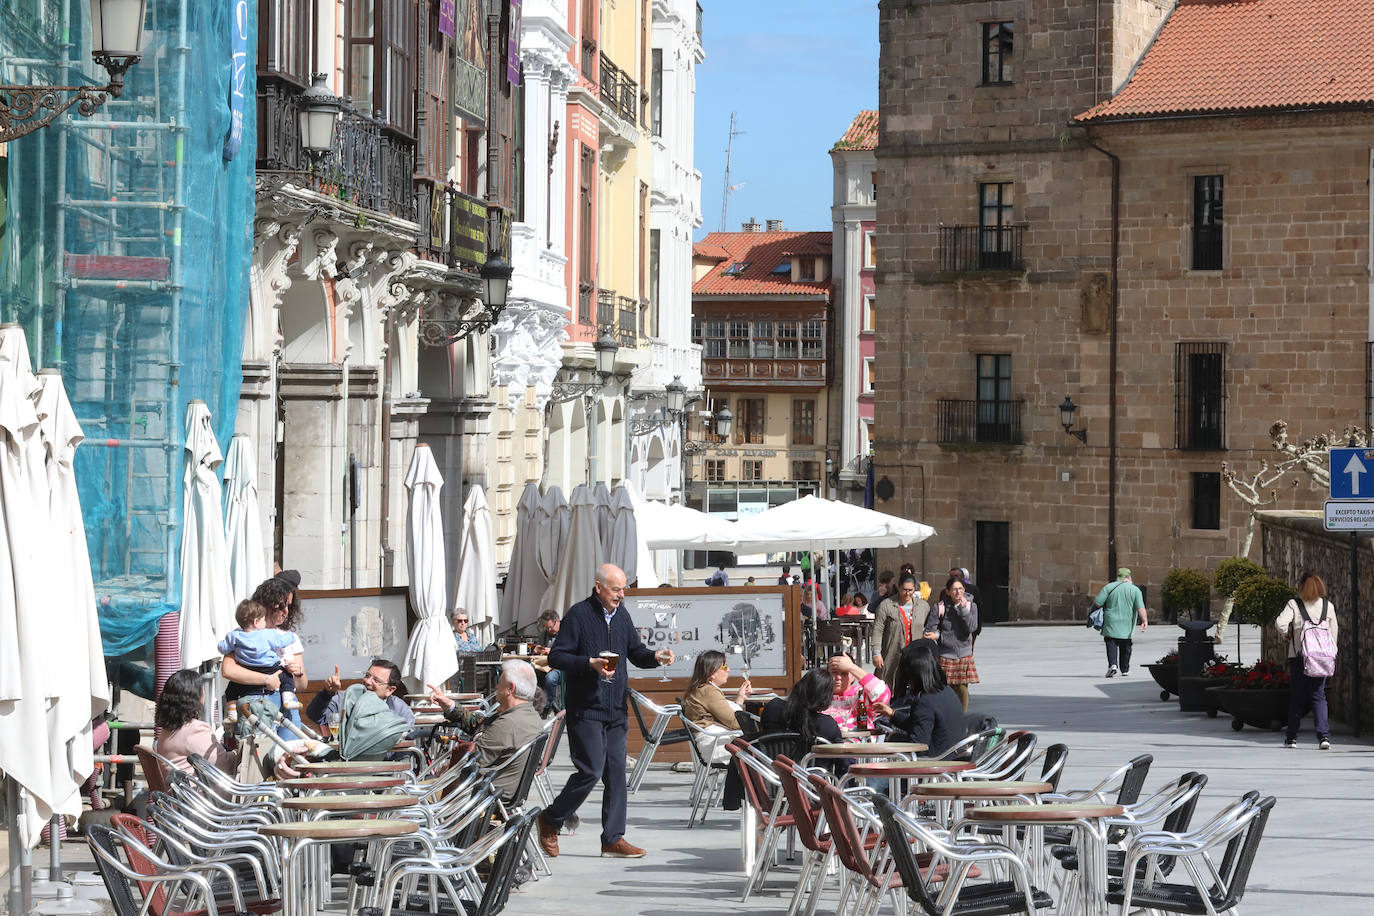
489;299;569;408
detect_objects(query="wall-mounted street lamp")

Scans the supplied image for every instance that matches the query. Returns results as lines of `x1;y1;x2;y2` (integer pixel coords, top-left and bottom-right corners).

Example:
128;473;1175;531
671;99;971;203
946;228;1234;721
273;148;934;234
0;0;148;143
550;330;621;484
1059;396;1088;444
298;73;343;160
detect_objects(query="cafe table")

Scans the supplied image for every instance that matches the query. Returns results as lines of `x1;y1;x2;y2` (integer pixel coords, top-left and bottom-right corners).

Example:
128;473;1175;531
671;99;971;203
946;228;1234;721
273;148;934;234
843;758;974;800
295;760;411;777
279;775;405;793
907;779;1053;825
960;802;1125;916
259;818;417;916
280;794;413;817
805;742;928;766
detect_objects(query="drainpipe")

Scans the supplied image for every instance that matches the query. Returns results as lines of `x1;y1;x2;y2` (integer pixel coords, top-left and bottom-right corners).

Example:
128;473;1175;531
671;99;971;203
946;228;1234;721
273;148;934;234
379;314;393;585
1088;140;1120;582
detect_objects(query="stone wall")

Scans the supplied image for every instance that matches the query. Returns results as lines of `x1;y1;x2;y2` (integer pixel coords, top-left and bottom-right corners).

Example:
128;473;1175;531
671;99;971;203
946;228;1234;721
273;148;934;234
1260;511;1374;735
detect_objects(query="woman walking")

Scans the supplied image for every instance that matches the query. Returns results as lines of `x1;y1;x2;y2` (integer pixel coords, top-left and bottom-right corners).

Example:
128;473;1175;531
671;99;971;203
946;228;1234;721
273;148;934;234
923;576;979;711
1276;571;1338;750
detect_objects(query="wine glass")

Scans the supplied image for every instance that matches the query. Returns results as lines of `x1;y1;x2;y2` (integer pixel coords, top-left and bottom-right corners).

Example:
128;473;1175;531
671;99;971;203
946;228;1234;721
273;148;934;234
496;634;507;656
662;652;692;682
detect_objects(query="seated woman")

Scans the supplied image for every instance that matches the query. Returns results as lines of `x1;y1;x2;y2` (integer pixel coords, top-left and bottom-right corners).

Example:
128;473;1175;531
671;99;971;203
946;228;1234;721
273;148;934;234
682;650;751;764
155;669;240;774
825;652;891;732
872;640;967;757
759;667;843;748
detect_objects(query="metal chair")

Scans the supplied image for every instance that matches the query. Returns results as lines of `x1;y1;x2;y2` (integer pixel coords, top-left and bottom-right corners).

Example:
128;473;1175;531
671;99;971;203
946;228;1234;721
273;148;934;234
728;735;801;903
682;717;741;826
532;710;566;806
626;688;689;793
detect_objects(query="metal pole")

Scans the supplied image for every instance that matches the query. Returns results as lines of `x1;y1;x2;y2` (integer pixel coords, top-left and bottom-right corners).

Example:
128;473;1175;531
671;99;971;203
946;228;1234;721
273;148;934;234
1352;529;1362;737
6;778;24;916
587;394;598;485
349;454;359;588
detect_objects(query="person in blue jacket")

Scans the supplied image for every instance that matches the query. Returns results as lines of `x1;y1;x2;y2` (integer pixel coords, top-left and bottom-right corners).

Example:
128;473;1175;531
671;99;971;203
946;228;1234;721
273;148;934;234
537;564;673;859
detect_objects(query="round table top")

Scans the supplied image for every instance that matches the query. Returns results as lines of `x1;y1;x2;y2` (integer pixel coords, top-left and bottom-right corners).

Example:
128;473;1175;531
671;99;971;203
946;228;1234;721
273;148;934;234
259;818;418;840
279;775;405;791
406;693;481;701
297;760;411;775
911;780;1053;798
841;730;873;740
280;794;413;812
810;742;929;757
847;759;975;777
964;803;1126;822
413;715;447;726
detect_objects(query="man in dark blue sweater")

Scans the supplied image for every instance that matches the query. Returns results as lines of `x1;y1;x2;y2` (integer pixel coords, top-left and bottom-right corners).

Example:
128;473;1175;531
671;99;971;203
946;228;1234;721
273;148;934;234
537;564;673;858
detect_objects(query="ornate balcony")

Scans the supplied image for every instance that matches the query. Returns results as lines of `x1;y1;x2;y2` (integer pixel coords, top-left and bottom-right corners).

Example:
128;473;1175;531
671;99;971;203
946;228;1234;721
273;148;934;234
257;75;417;223
938;224;1027;271
936;399;1025;445
599;53;638;125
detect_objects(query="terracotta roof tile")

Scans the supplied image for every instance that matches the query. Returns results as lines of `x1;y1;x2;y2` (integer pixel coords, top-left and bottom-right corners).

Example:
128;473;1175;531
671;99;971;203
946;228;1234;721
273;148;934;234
693;242;730;261
834;110;878;150
1078;0;1374;122
693;231;832;297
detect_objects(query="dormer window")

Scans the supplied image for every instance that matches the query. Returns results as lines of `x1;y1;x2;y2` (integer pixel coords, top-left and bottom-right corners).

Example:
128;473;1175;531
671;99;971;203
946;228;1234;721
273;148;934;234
771;261;791;276
724;261;750;276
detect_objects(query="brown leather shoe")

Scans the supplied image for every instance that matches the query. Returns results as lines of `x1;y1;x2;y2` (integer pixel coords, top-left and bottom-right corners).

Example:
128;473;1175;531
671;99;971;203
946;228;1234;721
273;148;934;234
600;838;646;858
537;813;559;857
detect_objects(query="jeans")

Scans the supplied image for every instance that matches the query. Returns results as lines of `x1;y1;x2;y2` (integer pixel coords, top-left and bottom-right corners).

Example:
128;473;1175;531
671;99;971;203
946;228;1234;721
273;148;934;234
543;669;563;714
1104;636;1133;672
1286;656;1329;740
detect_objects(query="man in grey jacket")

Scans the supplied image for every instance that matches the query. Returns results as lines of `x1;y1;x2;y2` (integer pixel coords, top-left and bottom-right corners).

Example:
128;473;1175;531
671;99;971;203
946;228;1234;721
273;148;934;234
430;659;544;801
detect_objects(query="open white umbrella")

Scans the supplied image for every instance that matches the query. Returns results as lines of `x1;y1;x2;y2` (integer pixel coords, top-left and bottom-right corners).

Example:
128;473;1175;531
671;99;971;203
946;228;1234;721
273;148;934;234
35;369;109;820
731;495;936;553
541;484;601;615
498;483;547;631
222;434;267;606
630;498;741;549
178;400;236;668
0;327;58;848
400;444;455;691
453;484;498;641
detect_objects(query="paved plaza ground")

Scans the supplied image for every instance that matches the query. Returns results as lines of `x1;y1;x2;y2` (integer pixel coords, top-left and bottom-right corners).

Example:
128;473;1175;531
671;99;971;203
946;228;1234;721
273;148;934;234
5;620;1371;915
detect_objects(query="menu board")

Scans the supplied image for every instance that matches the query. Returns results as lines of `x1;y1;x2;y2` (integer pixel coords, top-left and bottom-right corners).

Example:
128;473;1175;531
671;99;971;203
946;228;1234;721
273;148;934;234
621;588;796;681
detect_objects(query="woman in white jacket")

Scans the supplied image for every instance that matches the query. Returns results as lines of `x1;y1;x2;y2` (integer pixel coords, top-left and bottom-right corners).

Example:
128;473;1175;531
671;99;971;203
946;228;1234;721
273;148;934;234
1274;571;1338;750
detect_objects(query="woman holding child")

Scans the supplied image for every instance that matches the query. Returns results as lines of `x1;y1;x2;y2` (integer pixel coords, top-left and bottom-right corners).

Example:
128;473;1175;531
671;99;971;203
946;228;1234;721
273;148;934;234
220;573;308;736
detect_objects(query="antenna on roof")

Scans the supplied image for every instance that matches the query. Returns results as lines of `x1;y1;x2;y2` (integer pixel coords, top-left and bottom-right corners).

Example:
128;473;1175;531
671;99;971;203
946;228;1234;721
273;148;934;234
719;111;745;232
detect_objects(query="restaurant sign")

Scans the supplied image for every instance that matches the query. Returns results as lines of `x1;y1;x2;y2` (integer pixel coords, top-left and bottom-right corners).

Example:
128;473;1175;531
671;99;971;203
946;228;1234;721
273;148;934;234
622;590;788;679
450;190;487;268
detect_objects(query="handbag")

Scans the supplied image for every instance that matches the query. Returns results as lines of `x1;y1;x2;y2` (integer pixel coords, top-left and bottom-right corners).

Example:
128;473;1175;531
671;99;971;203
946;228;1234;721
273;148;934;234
1086;581;1123;632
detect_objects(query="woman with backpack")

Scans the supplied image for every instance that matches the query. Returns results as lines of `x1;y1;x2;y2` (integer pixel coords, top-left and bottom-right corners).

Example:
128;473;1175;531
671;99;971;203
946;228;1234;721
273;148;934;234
1275;571;1338;750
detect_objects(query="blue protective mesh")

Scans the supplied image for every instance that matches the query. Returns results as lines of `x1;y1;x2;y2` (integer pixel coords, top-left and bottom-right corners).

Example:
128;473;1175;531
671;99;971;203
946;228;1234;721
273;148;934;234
1;0;254;657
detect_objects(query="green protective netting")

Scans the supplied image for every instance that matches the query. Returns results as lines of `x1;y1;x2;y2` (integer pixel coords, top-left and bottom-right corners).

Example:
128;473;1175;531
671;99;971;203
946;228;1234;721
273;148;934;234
0;0;254;658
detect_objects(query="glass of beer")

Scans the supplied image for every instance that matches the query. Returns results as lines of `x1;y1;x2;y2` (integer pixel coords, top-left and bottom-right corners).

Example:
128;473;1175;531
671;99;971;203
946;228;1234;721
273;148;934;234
599;651;620;680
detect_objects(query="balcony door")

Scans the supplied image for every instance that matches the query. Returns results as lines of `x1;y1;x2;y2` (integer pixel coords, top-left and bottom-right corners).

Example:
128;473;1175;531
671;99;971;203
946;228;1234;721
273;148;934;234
975;354;1012;443
978;182;1014;269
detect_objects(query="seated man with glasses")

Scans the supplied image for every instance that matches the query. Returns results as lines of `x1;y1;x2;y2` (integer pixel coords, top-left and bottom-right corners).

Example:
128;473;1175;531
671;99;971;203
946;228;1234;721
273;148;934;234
306;658;416;737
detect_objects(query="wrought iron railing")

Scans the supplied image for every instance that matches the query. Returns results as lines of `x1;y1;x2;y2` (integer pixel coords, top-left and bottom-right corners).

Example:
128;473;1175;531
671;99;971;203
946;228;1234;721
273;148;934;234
597;289;616;330
1175;342;1227;450
578;282;595;325
936;399;1025;445
599;53;638;125
257;75;417;222
938;224;1027;271
616;296;638;348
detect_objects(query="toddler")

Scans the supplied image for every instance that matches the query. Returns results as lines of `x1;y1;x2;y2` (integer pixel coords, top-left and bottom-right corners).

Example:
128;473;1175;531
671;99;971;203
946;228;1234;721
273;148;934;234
218;599;297;717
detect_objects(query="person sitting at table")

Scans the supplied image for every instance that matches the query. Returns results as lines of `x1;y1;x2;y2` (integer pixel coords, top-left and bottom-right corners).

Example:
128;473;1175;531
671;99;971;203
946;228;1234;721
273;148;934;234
428;660;543;801
759;667;843;748
155;669;240;774
451;610;485;652
825;652;891;732
307;658;416;737
682;650;751;764
872;640;966;757
835;593;858;617
529;610;564;716
851;593;870;616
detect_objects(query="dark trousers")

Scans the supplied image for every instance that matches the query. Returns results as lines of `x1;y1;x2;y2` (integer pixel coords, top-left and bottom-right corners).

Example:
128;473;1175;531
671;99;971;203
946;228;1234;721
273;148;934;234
544;714;628;846
1104;636;1133;672
1286;657;1329;740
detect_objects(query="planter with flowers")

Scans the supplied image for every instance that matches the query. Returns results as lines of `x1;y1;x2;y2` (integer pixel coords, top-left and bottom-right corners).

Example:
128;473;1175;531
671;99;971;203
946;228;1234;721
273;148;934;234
1179;654;1239;718
1210;661;1290;731
1146;650;1179;701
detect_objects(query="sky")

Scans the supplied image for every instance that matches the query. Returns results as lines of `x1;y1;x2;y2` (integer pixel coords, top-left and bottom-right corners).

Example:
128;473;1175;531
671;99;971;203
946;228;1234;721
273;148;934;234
692;1;878;240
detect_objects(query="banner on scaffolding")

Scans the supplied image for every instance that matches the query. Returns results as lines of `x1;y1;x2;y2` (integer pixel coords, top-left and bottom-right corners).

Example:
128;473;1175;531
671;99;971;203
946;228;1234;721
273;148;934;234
224;0;250;160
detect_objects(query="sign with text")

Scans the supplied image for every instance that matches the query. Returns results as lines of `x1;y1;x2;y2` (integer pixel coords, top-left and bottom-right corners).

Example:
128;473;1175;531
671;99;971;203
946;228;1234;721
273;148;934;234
223;0;249;160
438;0;456;38
449;190;487;268
1324;499;1374;531
1329;448;1374;499
622;589;790;679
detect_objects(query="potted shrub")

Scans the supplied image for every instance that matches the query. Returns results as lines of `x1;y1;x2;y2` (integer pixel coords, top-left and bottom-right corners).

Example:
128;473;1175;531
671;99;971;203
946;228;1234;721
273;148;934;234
1161;567;1211;623
1212;557;1265;651
1146;650;1180;701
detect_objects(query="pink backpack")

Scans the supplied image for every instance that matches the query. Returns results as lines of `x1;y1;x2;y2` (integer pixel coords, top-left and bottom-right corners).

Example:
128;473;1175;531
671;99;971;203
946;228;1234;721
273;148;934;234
1295;599;1336;678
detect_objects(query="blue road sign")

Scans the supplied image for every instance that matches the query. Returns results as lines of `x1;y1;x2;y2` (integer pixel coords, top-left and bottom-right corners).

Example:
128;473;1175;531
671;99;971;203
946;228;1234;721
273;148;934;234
1329;448;1374;499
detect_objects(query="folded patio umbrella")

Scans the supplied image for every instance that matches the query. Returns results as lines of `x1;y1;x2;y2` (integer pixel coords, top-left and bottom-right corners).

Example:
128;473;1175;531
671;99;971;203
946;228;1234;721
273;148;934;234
401;444;455;690
178;400;236;668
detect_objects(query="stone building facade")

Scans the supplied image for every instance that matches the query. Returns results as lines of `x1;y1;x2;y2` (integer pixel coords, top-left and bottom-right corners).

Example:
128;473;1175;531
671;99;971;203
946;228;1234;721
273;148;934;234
875;0;1372;622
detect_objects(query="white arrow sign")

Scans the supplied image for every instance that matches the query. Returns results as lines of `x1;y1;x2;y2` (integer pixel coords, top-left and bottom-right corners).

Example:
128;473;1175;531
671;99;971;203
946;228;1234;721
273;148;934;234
1345;451;1367;495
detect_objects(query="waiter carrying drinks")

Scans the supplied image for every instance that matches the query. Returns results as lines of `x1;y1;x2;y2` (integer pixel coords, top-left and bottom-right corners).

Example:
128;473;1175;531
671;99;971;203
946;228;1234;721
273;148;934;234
537;563;674;859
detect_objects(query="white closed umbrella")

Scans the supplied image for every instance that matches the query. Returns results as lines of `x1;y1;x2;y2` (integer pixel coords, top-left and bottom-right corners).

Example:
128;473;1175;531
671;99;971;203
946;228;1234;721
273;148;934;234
221;434;267;605
498;483;548;631
603;485;639;584
453;484;498;641
0;327;58;847
541;484;601;615
400;444;455;691
35;369;109;818
594;481;613;546
178;400;236;668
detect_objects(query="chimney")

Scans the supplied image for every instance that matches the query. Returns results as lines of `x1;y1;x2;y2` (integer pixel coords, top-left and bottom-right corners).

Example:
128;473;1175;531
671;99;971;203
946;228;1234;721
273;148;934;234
765;219;783;232
741;217;761;232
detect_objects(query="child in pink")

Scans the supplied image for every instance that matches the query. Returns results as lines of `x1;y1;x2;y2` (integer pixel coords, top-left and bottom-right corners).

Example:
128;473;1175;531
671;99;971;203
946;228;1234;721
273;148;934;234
824;653;891;731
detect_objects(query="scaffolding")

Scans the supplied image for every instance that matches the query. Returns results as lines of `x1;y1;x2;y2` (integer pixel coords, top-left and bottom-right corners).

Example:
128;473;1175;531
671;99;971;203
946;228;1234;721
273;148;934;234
0;0;251;668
